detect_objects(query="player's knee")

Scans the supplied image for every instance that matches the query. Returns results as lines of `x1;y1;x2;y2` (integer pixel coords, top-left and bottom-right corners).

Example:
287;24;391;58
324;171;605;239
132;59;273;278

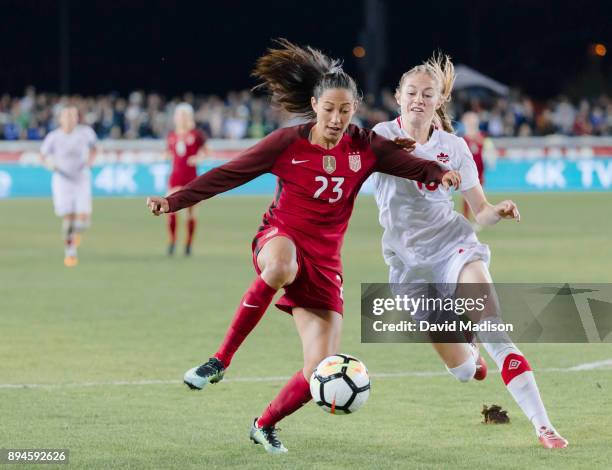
74;218;91;232
262;260;298;286
446;357;476;383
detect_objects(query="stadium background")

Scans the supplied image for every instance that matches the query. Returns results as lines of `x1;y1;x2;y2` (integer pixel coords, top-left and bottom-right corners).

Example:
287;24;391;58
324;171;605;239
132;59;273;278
1;1;611;468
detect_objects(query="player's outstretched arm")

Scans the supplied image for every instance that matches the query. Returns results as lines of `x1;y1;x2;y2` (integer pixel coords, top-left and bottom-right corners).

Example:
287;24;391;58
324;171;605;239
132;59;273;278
150;127;294;213
462;184;520;225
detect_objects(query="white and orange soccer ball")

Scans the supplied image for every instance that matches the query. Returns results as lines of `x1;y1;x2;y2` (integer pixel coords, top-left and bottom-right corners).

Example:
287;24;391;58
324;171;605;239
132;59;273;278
310;354;370;414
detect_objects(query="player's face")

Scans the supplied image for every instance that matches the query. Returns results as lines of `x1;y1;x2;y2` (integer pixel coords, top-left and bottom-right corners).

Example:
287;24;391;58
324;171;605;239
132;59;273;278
174;109;194;132
397;73;440;128
311;88;356;143
59;108;78;132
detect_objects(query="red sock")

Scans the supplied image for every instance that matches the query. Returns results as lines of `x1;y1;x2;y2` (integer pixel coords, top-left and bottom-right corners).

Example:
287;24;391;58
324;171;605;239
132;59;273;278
257;370;311;428
214;277;277;367
186;217;196;246
168;213;177;244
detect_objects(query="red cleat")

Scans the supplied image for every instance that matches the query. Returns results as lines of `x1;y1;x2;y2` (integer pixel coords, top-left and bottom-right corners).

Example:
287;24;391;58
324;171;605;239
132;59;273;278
538;427;568;449
474;354;488;381
470;343;487;381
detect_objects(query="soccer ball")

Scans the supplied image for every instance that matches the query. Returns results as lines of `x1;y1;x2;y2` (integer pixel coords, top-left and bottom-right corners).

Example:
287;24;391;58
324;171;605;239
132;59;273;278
310;353;370;414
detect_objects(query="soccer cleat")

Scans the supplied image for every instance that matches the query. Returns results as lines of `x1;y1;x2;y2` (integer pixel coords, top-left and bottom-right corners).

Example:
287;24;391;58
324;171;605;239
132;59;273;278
249;418;288;454
167;243;175;256
538;426;568;449
470;343;488;381
474;353;488;381
185;244;192;256
183;357;225;390
64;256;78;267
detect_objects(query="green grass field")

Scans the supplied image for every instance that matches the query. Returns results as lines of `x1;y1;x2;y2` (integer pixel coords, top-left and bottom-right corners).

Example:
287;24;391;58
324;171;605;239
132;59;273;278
1;193;612;469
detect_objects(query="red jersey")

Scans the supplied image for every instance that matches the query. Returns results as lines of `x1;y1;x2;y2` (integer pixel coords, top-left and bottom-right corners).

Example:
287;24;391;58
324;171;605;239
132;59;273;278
167;129;206;184
166;123;446;272
463;134;485;177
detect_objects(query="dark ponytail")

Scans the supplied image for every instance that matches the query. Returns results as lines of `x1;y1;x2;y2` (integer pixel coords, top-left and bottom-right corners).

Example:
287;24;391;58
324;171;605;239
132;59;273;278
252;38;359;119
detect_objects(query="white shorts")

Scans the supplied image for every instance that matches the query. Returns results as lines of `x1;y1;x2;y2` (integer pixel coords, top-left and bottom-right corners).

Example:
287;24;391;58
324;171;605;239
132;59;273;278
388;241;491;321
389;241;491;286
51;173;92;217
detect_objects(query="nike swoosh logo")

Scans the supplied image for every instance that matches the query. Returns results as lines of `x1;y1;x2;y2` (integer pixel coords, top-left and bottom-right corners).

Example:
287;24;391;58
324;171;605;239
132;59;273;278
242;301;260;308
291;158;309;164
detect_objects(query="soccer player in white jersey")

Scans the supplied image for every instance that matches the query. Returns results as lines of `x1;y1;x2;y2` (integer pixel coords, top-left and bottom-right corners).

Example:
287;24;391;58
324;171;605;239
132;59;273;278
41;105;97;267
371;54;568;449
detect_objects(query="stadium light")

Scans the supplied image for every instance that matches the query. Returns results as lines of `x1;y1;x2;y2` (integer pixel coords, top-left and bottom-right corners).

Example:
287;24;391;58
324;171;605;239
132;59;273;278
594;43;607;57
353;46;366;58
589;43;607;57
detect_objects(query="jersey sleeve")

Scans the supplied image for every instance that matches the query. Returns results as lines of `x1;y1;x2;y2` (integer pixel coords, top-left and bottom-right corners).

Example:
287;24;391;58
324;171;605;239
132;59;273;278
86;127;98;149
88;127;98;148
369;131;447;184
40;133;54;156
166;128;294;212
457;138;480;191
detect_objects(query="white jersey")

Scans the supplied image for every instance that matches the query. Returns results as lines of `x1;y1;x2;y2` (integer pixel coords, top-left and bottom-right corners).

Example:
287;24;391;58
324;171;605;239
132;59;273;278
371;118;489;285
41;125;97;180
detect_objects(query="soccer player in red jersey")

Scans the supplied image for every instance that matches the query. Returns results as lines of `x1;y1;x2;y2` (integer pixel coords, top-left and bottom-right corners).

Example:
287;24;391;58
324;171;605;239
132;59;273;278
166;103;208;256
147;40;460;454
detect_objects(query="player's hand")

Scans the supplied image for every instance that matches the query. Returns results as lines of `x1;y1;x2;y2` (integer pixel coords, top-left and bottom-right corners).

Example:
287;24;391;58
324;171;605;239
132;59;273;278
495;200;520;222
187;156;198;167
441;170;461;190
146;197;170;216
393;137;416;152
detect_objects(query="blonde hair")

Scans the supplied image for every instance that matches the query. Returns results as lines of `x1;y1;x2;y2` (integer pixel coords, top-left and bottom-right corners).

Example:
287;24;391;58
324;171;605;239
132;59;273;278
395;52;456;133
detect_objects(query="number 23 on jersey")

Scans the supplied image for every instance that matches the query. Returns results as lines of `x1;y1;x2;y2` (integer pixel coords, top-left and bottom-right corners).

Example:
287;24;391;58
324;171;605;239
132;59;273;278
313;176;345;203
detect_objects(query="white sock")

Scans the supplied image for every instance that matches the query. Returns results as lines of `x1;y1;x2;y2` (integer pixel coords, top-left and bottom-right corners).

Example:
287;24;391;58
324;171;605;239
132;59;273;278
479;339;553;434
62;220;77;257
65;245;77;257
446;353;476;382
73;219;90;233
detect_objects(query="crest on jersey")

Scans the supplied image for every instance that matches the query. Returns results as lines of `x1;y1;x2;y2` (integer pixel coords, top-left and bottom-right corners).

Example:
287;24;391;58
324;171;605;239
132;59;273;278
348;152;361;172
436;152;449;163
323;155;336;174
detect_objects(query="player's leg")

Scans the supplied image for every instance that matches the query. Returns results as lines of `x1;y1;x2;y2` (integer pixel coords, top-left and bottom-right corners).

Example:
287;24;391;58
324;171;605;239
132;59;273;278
166;186;181;255
431;342;481;382
459;260;568;448
251;307;342;453
71;177;92;248
62;213;78;266
183;235;298;389
184;204;197;256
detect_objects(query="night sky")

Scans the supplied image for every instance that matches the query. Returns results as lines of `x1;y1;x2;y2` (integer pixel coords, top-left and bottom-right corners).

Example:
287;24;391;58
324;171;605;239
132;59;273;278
2;0;610;99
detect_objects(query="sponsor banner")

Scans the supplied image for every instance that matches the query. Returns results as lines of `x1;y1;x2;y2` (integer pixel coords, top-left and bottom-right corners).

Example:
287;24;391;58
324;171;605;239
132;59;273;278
0;162;276;198
1;157;611;199
361;283;612;343
486;158;612;192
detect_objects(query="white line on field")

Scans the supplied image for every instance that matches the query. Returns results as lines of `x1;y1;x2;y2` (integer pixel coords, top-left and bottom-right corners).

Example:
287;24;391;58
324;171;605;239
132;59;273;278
1;358;611;390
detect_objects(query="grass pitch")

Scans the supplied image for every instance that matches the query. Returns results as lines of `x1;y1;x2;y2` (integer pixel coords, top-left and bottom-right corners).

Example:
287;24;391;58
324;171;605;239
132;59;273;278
1;193;611;469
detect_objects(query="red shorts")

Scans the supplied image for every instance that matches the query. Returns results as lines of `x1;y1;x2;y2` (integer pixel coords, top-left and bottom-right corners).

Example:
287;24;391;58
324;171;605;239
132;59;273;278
169;171;197;188
252;225;344;315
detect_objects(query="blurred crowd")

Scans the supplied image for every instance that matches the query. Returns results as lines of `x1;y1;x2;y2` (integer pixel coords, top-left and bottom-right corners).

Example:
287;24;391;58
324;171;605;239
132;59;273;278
1;86;610;141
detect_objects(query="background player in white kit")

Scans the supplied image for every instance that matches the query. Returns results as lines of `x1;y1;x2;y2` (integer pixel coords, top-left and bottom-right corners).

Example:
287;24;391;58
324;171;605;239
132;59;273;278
371;54;568;449
41;105;97;267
